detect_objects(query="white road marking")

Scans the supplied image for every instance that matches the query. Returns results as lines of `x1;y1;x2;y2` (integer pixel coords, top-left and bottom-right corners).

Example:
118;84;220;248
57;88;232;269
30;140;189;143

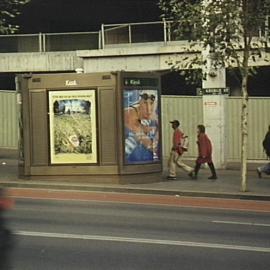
15;230;270;253
213;220;270;227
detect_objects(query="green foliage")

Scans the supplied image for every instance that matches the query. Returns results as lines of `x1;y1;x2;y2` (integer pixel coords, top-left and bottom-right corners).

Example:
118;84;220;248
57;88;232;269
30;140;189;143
159;0;270;81
0;0;30;33
160;0;203;41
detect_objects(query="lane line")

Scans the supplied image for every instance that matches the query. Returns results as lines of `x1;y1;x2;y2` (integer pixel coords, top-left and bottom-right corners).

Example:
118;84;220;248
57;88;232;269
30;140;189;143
213;220;270;227
15;230;270;253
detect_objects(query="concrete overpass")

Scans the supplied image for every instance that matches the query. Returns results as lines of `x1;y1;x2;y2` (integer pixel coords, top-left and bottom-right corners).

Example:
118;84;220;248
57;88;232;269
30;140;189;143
77;41;198;73
0;20;269;74
0;51;82;73
1;41;270;74
0;41;193;73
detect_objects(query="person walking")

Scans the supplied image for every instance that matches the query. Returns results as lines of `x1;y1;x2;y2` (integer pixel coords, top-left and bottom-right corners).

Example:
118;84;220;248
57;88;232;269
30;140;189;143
257;125;270;178
167;120;193;180
190;124;217;180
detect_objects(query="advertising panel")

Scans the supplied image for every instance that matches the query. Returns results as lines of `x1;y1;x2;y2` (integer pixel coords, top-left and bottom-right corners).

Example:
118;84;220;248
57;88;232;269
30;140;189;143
48;90;97;164
124;89;160;164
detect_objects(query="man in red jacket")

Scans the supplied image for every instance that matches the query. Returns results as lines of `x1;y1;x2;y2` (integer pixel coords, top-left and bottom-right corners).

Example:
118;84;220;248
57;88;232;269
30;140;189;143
167;120;193;180
190;124;218;180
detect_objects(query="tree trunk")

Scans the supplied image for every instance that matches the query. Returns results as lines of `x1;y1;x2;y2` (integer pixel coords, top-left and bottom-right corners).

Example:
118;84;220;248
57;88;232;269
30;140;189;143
241;0;250;192
241;74;248;192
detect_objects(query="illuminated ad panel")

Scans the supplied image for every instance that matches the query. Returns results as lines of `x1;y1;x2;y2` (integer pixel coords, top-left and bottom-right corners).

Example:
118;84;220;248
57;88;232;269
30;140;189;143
48;90;97;164
124;88;160;164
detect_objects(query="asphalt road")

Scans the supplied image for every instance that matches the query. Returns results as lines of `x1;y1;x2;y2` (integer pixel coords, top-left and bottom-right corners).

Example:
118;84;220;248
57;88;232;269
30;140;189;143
4;197;270;270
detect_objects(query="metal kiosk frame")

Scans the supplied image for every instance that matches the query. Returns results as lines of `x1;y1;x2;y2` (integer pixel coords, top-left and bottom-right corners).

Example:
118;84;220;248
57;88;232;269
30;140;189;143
18;72;162;183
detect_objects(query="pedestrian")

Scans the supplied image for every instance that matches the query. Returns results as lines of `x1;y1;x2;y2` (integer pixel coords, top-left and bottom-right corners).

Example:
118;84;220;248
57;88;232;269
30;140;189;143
189;124;217;180
257;125;270;178
167;120;193;180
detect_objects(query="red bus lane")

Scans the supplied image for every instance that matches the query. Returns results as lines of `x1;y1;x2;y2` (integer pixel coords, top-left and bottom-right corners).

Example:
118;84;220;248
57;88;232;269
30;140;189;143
8;188;270;213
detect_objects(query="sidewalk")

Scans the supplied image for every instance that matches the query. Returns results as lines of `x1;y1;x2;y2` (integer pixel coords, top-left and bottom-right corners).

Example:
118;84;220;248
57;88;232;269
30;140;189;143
1;149;270;200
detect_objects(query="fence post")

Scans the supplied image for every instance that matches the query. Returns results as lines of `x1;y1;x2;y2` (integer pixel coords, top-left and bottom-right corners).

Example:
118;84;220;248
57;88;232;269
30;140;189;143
101;24;105;49
38;33;42;52
167;22;171;42
98;31;101;49
163;18;167;44
42;34;46;52
128;24;132;44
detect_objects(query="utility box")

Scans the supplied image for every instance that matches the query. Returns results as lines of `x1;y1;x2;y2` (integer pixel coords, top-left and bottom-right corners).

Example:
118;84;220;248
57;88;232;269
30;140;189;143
17;72;162;183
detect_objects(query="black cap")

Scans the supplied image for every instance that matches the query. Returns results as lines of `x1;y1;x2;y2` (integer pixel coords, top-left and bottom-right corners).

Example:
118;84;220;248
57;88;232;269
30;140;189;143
170;120;180;126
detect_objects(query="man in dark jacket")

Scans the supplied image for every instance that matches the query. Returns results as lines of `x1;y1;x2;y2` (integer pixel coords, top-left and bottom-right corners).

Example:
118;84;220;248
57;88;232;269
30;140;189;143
257;125;270;178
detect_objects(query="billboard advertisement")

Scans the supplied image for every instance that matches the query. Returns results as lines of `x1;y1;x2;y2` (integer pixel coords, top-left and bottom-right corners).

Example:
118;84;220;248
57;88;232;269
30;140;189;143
48;90;97;164
124;89;160;164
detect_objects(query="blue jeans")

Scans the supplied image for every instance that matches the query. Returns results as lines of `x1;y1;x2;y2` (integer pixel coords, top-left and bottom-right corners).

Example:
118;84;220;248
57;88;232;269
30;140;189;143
258;162;270;175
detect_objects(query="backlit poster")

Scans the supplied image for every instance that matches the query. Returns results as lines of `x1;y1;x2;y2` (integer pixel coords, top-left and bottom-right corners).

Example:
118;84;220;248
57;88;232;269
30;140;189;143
124;89;160;164
49;90;97;164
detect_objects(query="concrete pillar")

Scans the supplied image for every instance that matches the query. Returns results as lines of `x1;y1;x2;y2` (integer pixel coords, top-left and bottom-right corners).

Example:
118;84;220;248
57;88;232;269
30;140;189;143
202;50;227;169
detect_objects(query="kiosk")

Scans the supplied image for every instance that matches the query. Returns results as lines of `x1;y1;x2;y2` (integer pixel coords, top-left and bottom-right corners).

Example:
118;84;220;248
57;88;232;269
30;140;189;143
17;72;162;183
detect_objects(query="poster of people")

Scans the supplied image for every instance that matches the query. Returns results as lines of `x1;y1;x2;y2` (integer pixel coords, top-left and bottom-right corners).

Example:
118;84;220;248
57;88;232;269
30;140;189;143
124;89;160;164
48;90;97;164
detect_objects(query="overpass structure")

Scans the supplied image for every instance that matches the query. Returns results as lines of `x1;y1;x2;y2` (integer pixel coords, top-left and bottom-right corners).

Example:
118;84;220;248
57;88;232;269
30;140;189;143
0;20;269;74
0;41;193;73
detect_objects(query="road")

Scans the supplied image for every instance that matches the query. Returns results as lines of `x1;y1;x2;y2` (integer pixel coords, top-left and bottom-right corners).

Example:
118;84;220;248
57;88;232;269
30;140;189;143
4;195;270;270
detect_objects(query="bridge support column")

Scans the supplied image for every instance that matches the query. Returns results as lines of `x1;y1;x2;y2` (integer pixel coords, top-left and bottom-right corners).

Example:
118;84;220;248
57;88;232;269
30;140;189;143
202;60;227;169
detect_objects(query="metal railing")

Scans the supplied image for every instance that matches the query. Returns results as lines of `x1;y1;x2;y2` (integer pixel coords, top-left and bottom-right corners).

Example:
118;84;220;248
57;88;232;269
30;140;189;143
0;31;100;53
101;17;270;48
100;20;190;47
0;33;41;53
0;18;269;53
101;21;170;48
43;32;100;52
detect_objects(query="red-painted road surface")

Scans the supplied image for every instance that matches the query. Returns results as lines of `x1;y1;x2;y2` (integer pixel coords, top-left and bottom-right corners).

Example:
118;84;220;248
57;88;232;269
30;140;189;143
7;188;270;213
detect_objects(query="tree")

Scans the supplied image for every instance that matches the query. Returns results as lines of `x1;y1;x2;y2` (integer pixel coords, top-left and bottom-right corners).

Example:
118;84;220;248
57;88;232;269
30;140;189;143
159;0;270;192
0;0;29;34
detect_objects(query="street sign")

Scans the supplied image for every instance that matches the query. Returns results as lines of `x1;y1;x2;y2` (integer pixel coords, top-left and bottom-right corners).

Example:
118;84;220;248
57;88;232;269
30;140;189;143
197;87;230;96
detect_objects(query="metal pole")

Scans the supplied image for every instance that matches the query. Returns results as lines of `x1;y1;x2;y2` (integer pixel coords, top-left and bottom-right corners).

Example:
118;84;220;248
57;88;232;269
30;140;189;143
42;34;46;52
38;33;42;52
128;24;132;43
101;24;105;49
163;18;167;44
168;22;171;42
98;31;101;49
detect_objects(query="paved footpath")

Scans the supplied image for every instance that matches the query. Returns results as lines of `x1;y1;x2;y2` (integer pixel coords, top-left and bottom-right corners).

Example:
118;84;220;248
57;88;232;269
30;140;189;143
1;149;270;209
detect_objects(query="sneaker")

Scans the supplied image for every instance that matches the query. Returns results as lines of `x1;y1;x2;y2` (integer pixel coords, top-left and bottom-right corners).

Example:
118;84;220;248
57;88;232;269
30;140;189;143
257;168;262;179
167;176;177;180
208;175;217;180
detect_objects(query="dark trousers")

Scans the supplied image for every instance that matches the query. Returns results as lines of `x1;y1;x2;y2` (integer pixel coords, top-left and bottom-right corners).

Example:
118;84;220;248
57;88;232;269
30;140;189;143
194;162;217;177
